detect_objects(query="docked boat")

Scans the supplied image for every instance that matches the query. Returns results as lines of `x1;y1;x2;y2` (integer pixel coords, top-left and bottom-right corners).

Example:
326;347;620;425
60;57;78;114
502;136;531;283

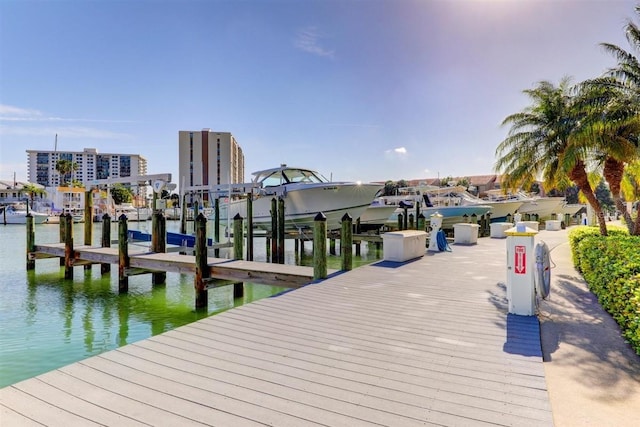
420;185;523;222
213;165;382;232
357;198;399;231
0;204;49;225
114;204;151;222
382;188;492;229
485;190;565;220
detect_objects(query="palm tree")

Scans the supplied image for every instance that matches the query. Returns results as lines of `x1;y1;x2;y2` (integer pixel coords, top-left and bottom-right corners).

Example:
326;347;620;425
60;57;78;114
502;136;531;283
21;183;46;212
495;78;609;235
592;6;640;234
55;159;78;186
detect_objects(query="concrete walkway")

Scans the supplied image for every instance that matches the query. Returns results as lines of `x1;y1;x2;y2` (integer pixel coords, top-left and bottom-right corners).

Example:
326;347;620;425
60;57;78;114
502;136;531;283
537;227;640;427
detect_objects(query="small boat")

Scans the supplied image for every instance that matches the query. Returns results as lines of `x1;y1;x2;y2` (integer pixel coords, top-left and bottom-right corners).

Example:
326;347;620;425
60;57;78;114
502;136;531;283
0;204;49;225
213;165;382;232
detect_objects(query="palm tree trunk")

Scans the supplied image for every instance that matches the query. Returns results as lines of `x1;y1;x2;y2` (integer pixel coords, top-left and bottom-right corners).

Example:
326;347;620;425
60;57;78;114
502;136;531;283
604;158;635;234
570;161;608;236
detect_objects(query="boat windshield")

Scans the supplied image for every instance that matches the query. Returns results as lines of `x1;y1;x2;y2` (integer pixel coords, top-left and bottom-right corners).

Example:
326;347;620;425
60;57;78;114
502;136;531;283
257;168;328;187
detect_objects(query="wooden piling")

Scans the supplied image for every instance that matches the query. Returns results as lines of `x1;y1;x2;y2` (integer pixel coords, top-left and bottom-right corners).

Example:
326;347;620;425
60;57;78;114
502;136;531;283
233;213;243;260
278;197;285;264
270;198;277;263
84;190;92;246
408;213;415;229
180;194;187;234
214;198;220;257
418;213;426;232
232;213;245;299
397;212;404;230
415;202;421;230
403;207;409;230
59;215;66;266
329;237;336;255
64;214;74;280
246;194;253;261
194;213;208;309
101;214;111;274
151;211;166;285
26;215;35;270
341;213;353;271
313;212;327;280
118;214;129;293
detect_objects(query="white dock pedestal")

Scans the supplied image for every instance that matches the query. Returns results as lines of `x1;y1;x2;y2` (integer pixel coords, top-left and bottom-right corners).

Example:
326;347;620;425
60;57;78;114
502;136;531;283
381;230;427;262
453;223;480;245
545;220;562;231
490;222;514;239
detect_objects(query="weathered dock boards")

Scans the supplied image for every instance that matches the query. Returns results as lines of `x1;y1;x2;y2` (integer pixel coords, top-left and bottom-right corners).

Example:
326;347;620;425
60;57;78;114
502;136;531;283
30;243;323;288
2;236;553;426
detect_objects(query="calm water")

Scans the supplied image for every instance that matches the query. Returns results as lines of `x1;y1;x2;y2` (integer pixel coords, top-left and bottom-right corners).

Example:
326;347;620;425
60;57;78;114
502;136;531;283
0;220;382;388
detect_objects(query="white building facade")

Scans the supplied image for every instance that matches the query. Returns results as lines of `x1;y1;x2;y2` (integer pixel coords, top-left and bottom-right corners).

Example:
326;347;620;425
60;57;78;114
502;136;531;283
178;129;245;205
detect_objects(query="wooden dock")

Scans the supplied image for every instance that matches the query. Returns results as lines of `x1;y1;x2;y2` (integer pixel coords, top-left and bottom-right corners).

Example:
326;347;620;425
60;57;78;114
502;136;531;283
1;232;554;426
29;242;326;289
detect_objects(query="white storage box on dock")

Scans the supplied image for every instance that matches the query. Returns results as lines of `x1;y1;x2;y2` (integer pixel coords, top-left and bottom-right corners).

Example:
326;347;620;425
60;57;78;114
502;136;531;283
519;221;539;231
490;222;514;239
381;230;427;262
453;223;480;244
545;220;562;231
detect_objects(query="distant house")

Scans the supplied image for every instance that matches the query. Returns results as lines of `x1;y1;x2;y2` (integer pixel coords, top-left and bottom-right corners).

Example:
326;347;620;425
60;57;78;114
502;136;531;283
0;180;47;206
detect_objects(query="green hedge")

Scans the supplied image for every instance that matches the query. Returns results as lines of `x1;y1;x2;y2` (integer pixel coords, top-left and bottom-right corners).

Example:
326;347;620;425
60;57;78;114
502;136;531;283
569;226;640;354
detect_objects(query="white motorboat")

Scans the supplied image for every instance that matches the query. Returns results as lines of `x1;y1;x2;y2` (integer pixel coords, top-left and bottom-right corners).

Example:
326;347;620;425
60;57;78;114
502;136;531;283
213;165;382;232
114;204;151;222
420;185;523;221
0;204;49;225
485;190;565;220
357;198;399;231
381;188;492;229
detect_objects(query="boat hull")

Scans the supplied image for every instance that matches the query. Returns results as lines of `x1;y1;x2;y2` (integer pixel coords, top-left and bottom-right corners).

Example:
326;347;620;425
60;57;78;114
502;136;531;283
216;182;381;231
388;205;492;229
1;211;49;224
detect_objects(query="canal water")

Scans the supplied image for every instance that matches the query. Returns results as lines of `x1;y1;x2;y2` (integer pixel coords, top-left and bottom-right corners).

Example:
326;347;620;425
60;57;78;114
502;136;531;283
0;220;382;388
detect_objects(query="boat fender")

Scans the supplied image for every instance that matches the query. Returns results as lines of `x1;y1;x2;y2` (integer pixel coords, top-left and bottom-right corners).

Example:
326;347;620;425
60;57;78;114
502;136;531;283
534;241;551;299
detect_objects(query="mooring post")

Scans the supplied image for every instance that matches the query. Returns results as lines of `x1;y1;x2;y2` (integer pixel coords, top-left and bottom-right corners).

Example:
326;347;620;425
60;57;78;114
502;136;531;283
415;201;421;230
26;215;35;270
233;213;243;260
270;198;277;263
180;193;188;234
59;215;66;266
232;213;244;299
403;207;409;230
246;194;253;261
118;214;129;293
214;198;220;257
397;212;404;231
484;212;491;236
151;211;166;285
355;217;361;234
101;214;111;274
84;190;92;246
564;213;571;227
341;213;353;271
418;213;426;232
278;197;285;264
329;237;336;255
313;212;327;280
194;213;209;309
64;213;74;280
409;213;415;230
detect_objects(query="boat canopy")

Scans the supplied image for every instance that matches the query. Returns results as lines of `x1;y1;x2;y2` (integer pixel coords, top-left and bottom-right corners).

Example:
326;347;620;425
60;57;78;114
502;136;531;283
252;165;329;187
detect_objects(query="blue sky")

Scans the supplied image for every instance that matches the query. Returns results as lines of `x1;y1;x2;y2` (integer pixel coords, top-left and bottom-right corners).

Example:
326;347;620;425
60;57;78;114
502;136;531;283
1;0;638;188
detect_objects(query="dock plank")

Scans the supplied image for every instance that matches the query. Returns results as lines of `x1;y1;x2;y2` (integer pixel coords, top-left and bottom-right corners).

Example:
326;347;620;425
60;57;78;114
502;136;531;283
5;234;554;426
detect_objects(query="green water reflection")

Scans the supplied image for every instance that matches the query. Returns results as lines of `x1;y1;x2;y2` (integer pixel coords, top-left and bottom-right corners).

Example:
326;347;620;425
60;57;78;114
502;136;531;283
0;222;382;387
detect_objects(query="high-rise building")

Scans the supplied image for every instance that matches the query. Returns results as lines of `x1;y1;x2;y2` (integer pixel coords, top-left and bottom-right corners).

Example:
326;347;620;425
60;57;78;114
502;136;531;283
26;147;149;206
26;147;148;187
178;129;245;203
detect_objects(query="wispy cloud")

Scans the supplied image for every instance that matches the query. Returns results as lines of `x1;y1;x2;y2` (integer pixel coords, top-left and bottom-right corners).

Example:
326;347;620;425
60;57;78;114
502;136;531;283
294;27;335;58
0;104;136;124
0;125;131;139
385;147;408;156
